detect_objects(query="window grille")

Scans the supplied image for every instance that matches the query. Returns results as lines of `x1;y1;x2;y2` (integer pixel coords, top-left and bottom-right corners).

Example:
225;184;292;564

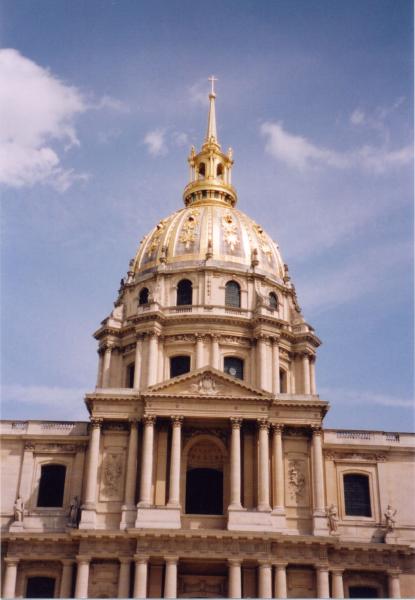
225;281;241;308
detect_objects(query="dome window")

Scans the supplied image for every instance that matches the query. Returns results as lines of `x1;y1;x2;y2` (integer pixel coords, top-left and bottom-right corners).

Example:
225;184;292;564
269;292;278;310
198;162;206;179
126;362;135;388
225;280;241;308
177;279;193;306
279;368;287;393
138;287;149;305
224;356;244;380
170;355;191;378
216;163;224;179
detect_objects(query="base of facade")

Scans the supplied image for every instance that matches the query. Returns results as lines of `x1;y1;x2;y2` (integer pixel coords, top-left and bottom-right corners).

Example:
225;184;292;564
227;508;273;531
271;508;287;531
120;505;136;530
134;506;181;529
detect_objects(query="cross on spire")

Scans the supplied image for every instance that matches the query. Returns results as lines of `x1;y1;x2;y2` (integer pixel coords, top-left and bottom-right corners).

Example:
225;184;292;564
208;75;218;95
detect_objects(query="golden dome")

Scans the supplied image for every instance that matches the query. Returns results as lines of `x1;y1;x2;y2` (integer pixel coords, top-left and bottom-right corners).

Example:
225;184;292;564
132;202;285;283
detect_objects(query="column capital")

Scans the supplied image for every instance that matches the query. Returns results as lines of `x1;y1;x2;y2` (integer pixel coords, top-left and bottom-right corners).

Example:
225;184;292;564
61;558;75;566
135;332;145;342
272;561;288;568
230;417;243;429
210;333;220;341
258;560;272;568
90;417;103;429
271;335;281;345
133;554;149;563
311;425;323;436
228;558;242;566
171;415;184;427
330;568;344;574
119;557;131;565
387;569;402;576
272;423;284;434
142;414;156;426
76;555;91;564
4;557;19;566
128;418;139;427
257;418;270;431
164;556;179;565
316;564;329;572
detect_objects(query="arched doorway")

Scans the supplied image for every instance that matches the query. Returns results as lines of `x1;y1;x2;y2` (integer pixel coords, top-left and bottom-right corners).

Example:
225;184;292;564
26;576;56;598
186;468;223;514
183;436;228;516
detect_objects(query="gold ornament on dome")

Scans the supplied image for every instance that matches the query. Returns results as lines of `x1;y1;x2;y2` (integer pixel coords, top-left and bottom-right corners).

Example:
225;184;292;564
254;223;273;262
147;218;167;256
179;210;200;250
222;212;240;252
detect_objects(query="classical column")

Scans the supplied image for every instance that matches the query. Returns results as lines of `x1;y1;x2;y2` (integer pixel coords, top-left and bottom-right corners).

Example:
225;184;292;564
289;355;296;394
167;417;183;507
96;350;104;388
211;334;220;369
81;418;102;525
272;425;285;512
164;557;178;599
195;335;204;369
118;558;131;599
75;557;90;599
272;339;281;394
257;420;271;511
147;332;158;387
60;560;74;598
138;416;156;507
133;556;148;599
158;336;165;382
102;342;114;387
302;353;311;394
2;558;19;599
257;335;268;390
274;563;287;599
229;418;242;509
121;419;139;528
316;566;329;599
133;335;143;389
331;569;344;599
228;560;242;599
258;563;272;599
310;357;317;395
311;427;326;515
388;571;401;599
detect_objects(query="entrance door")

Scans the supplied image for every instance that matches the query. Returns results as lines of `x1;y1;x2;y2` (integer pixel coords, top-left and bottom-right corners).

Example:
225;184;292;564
26;577;56;598
349;586;379;598
186;468;223;515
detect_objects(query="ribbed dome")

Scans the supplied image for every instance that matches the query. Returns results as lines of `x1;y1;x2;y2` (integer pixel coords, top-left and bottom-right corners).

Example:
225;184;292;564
132;202;285;283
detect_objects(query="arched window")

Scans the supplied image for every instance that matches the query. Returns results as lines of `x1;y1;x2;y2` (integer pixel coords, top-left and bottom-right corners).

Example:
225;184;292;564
216;163;223;179
279;368;287;393
26;577;56;598
224;357;244;380
170;355;191;378
269;292;278;309
177;279;193;305
198;162;206;179
225;280;241;308
126;362;135;388
138;287;149;305
37;464;66;507
344;474;371;516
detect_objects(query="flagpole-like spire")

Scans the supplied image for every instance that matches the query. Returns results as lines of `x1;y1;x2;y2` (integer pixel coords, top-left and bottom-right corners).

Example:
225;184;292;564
205;75;218;143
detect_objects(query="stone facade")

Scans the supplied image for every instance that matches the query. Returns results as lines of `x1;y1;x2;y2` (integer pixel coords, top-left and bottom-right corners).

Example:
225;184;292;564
1;86;414;598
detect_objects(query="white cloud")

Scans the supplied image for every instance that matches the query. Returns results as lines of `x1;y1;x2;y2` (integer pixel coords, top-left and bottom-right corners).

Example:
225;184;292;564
188;79;209;106
260;121;412;174
320;387;414;409
350;109;365;125
0;48;90;191
92;95;130;113
173;131;189;147
297;239;411;313
144;128;167;156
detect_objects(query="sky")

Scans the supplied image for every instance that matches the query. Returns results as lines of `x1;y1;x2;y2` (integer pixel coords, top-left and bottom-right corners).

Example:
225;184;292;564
1;0;413;430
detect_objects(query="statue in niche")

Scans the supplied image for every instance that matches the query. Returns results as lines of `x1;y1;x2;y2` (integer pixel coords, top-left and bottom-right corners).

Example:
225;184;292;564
68;496;80;528
384;504;397;531
13;496;24;522
326;504;339;533
288;460;306;501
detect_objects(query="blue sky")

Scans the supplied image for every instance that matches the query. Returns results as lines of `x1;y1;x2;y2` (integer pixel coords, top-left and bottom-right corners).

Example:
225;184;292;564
1;0;413;430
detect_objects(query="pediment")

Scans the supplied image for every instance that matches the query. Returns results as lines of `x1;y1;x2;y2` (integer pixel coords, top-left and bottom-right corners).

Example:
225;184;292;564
144;367;270;399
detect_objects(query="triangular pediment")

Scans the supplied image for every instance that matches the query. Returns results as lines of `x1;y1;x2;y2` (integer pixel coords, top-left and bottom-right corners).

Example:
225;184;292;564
144;367;271;398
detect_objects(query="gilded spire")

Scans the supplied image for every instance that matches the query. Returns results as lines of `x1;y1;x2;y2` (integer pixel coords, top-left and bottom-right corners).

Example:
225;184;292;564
205;76;218;144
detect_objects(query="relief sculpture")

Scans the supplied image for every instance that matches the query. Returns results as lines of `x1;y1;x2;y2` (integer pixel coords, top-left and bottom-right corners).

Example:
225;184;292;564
288;459;306;502
101;452;124;500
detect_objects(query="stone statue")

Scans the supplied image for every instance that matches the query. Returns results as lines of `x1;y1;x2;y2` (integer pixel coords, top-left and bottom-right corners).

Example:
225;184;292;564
13;496;24;522
384;505;397;531
327;504;339;533
68;496;80;527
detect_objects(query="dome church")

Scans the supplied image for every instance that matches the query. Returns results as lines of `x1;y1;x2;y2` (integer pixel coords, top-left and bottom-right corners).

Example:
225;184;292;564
1;82;414;600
